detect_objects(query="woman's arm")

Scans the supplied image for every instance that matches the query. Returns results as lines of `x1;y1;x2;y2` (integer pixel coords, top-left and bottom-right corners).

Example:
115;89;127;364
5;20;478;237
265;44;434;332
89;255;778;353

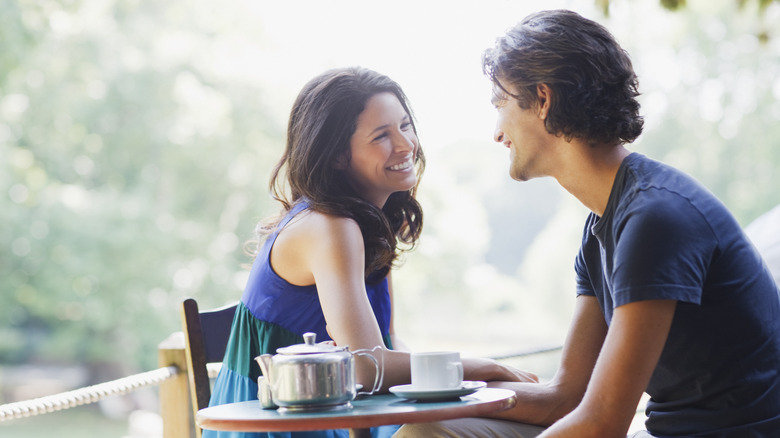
288;212;411;390
274;210;538;391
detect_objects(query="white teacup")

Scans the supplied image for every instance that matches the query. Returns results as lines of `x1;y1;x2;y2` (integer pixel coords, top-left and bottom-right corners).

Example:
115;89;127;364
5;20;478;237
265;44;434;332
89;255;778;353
410;351;463;390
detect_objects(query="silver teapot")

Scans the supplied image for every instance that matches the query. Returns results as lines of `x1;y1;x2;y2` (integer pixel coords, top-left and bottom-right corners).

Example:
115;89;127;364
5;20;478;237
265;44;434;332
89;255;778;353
255;332;383;410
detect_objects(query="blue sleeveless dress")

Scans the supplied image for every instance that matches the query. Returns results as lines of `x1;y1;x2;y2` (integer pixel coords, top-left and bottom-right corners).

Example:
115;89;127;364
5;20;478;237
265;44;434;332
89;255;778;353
204;201;397;438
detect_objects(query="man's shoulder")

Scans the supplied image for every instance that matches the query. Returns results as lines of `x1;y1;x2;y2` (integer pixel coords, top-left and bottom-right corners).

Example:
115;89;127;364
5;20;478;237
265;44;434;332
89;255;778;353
621;154;714;210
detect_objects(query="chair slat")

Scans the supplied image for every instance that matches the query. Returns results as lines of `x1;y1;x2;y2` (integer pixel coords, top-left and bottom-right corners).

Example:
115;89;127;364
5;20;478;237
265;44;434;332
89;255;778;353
180;298;238;437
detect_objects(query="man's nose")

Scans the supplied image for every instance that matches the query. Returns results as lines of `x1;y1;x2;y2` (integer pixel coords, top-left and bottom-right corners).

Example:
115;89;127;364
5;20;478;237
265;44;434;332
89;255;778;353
493;126;504;143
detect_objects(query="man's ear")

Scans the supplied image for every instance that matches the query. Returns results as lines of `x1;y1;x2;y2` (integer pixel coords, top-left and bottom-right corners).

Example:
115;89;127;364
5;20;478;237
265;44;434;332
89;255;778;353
536;84;552;120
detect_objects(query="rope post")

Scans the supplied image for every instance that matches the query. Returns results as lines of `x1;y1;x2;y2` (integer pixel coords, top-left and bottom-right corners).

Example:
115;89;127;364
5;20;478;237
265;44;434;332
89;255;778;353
158;331;192;438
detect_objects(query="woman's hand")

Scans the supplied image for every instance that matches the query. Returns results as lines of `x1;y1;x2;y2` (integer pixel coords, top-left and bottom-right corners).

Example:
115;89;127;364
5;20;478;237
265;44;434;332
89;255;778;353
463;357;539;383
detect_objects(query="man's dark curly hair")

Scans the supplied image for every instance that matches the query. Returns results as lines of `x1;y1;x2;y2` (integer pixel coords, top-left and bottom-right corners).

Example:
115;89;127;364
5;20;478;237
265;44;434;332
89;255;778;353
483;9;644;146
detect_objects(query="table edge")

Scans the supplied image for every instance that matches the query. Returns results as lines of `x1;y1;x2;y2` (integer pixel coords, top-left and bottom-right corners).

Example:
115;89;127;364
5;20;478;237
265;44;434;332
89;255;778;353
197;388;518;432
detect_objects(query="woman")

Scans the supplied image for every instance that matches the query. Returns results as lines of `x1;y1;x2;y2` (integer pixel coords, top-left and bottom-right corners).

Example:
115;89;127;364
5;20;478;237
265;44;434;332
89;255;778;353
206;67;534;438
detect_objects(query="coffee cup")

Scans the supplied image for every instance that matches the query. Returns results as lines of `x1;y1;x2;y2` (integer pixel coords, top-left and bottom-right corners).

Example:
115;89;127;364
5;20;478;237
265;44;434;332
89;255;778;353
410;351;463;390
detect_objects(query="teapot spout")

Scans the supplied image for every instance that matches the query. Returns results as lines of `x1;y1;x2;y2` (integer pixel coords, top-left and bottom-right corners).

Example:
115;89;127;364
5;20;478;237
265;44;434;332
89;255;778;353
255;354;273;377
254;354;277;409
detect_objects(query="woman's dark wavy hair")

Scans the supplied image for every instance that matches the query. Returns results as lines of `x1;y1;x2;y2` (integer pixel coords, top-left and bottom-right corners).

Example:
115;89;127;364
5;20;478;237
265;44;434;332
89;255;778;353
482;9;644;146
252;67;425;280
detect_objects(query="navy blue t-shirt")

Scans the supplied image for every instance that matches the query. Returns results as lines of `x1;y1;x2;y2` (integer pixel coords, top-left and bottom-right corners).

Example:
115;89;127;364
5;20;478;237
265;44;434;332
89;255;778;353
575;153;780;437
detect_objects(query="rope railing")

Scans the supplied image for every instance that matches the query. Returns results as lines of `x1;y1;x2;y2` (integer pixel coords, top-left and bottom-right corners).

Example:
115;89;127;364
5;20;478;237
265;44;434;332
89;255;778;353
0;346;557;423
489;345;563;361
0;330;563;438
0;365;180;422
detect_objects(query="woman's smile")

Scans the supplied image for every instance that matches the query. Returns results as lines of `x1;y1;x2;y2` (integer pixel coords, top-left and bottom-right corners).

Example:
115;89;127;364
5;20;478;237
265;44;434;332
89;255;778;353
387;155;414;171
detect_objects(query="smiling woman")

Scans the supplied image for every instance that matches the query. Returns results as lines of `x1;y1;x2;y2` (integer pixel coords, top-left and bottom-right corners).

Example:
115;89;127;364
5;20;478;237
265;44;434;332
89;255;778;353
203;67;424;438
340;92;420;207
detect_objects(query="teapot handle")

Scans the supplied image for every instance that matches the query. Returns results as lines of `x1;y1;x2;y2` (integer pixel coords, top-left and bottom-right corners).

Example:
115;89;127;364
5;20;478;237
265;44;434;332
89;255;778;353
352;346;384;395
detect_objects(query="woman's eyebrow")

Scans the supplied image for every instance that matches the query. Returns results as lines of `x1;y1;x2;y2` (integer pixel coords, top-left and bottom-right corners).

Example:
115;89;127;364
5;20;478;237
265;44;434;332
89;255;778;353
367;115;410;137
367;124;391;138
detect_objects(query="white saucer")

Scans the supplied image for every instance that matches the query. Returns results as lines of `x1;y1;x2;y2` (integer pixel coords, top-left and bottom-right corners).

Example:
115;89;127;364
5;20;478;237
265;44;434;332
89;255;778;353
389;381;487;401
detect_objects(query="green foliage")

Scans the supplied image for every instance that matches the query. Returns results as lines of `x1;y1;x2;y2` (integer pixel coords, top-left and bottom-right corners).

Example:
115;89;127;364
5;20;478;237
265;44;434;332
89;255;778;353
599;0;778;15
1;0;281;371
630;0;780;224
2;0;779;379
661;0;687;11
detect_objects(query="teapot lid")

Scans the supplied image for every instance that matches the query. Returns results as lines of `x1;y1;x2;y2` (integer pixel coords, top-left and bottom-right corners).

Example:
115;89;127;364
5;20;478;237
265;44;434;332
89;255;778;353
276;332;347;354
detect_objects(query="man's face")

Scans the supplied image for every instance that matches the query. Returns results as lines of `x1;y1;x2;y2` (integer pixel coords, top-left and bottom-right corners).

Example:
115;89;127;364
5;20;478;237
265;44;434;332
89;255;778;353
490;80;551;182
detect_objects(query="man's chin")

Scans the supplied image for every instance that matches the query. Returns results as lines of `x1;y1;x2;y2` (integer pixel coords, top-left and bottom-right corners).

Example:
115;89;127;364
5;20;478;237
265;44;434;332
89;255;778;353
509;169;530;182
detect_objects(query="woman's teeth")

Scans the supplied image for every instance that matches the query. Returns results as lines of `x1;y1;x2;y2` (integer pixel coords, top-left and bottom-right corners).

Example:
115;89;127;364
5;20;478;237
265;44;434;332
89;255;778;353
388;160;412;171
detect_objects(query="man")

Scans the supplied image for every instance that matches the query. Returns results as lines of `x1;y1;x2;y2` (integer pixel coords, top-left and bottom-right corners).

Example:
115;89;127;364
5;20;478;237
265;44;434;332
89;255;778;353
394;9;780;438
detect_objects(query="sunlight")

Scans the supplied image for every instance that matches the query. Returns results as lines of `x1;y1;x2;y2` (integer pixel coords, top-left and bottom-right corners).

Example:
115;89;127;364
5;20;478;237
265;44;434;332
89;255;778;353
241;0;600;148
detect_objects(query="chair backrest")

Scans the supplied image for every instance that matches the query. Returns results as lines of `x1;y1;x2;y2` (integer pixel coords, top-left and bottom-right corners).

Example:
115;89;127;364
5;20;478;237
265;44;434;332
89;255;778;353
180;297;238;437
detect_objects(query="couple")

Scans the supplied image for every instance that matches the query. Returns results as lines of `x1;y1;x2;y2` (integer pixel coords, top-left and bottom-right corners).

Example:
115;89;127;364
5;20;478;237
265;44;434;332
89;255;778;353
205;10;780;438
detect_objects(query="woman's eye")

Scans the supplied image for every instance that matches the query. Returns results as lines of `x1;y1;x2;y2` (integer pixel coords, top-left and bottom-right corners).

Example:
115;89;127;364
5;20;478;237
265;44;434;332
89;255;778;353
372;133;388;142
401;122;412;131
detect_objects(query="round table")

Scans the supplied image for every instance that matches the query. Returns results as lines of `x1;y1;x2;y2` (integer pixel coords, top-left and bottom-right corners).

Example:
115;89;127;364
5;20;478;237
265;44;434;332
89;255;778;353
197;387;517;434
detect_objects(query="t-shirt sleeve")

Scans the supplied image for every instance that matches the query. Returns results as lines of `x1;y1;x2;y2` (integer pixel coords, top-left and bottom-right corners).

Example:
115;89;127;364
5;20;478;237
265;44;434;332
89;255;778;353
611;191;715;307
575;215;597;297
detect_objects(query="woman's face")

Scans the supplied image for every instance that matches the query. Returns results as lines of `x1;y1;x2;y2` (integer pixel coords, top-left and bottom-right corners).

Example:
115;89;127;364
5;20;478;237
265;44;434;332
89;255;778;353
343;92;419;207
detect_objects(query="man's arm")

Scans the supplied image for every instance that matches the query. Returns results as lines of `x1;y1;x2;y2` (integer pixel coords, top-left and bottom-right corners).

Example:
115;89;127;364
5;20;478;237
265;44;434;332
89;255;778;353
486;295;608;426
540;299;677;438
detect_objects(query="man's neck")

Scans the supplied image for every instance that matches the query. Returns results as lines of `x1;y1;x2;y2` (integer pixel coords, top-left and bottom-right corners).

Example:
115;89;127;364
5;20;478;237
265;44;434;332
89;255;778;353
553;142;631;217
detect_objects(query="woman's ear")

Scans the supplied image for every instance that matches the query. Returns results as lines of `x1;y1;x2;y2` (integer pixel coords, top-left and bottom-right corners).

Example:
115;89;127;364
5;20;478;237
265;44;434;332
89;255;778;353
536;83;552;120
333;154;348;170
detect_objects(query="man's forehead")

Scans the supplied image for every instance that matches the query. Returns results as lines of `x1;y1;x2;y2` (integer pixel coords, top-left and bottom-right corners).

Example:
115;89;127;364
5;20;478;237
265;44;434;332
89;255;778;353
490;85;507;104
497;75;521;92
491;79;517;102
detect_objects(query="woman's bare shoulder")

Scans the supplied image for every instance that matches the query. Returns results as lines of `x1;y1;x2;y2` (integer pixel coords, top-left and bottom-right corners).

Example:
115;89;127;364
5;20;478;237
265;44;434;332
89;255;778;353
272;209;364;285
284;209;361;240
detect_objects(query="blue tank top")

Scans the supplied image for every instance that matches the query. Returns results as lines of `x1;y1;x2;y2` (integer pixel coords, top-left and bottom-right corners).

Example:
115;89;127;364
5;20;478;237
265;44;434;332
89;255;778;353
241;200;392;341
204;200;395;438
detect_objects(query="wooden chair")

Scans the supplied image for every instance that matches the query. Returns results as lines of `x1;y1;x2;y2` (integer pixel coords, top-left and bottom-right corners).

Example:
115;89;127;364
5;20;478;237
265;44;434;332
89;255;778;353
180;298;238;437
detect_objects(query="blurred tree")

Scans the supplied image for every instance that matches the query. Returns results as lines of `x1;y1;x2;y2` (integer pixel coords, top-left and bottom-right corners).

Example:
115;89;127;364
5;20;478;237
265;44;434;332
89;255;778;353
598;0;778;14
627;0;780;224
2;0;779;385
1;1;282;373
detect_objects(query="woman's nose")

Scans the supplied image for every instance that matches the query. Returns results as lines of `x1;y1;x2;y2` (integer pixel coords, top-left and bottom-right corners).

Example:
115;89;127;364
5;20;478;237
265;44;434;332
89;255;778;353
394;133;416;151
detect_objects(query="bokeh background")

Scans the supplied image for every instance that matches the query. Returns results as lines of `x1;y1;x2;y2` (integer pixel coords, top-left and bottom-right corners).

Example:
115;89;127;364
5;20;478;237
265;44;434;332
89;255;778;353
2;0;779;436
